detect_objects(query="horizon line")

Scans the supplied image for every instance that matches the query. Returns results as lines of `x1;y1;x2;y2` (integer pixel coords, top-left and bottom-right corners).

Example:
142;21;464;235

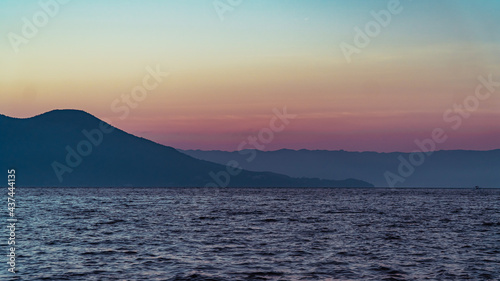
3;108;500;154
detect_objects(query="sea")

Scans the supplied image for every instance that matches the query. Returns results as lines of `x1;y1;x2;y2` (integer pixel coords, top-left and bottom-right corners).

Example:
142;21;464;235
1;187;499;280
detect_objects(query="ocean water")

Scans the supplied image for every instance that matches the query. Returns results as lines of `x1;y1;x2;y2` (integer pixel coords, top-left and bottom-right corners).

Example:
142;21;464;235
1;187;499;280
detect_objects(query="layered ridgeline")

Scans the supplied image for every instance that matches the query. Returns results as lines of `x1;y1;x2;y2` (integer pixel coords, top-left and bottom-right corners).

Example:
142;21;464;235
182;149;500;188
0;110;372;188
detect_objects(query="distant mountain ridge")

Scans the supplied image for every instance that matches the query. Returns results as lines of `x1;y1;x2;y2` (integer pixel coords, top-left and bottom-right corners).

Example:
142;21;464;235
181;149;500;188
0;110;372;188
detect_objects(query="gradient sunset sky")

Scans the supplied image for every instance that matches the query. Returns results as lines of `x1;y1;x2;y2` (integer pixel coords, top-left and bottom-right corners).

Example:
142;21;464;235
1;0;499;152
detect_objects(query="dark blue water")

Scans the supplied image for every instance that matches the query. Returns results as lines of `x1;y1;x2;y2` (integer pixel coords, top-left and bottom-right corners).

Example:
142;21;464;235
1;188;499;280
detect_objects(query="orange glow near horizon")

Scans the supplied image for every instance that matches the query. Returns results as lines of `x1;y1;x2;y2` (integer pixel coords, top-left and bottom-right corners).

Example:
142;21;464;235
1;1;499;152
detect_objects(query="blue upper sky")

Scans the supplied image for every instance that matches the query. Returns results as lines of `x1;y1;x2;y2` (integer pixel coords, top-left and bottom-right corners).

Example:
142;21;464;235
1;0;499;152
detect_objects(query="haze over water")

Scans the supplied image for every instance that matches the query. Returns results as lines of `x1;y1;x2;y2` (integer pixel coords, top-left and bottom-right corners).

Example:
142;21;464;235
1;2;500;280
2;187;499;280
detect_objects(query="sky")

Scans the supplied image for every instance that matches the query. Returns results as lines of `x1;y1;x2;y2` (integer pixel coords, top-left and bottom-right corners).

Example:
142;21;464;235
1;0;499;152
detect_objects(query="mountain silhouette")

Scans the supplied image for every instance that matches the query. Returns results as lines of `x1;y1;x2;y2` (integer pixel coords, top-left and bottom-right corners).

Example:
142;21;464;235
182;149;500;188
0;110;373;188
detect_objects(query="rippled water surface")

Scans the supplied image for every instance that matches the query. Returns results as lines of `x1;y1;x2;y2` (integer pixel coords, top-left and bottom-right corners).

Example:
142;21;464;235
1;188;499;280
